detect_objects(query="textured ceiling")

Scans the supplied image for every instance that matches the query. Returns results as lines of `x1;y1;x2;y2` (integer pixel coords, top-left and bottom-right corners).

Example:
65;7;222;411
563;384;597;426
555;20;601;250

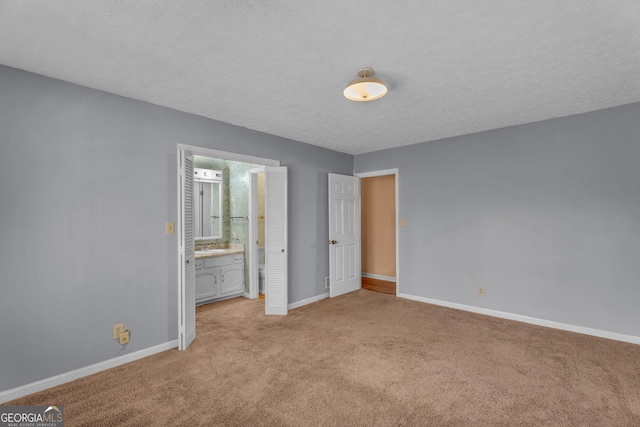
1;1;639;155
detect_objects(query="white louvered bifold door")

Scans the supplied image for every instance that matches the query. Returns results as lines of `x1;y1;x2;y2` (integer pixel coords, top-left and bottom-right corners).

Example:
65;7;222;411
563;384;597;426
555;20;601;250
179;151;196;349
265;166;288;315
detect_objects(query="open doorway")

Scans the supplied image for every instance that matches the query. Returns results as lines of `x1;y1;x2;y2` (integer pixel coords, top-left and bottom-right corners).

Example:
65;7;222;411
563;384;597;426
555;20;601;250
357;169;399;295
177;144;286;350
193;156;262;306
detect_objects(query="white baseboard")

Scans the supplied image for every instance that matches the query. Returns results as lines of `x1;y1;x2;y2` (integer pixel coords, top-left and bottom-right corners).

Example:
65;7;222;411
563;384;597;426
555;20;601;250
397;293;640;345
288;292;329;310
362;272;396;282
0;340;178;404
196;293;243;306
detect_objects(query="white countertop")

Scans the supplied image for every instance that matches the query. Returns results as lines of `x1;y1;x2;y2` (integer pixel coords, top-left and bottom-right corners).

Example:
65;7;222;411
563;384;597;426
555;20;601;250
195;248;244;259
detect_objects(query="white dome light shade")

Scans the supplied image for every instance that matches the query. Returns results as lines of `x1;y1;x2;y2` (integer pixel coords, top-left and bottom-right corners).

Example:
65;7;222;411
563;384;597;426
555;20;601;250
343;68;387;102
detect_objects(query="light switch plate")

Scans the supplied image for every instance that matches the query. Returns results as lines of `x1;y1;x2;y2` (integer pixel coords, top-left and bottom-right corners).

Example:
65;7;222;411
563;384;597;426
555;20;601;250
165;222;175;235
400;218;407;227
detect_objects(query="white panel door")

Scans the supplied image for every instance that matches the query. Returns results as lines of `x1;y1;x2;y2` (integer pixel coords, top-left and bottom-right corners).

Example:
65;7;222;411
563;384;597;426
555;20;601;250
329;173;361;297
178;150;196;350
265;166;288;315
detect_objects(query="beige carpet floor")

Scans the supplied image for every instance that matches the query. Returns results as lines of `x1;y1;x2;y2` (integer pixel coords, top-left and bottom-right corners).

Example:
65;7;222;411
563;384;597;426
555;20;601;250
7;290;640;426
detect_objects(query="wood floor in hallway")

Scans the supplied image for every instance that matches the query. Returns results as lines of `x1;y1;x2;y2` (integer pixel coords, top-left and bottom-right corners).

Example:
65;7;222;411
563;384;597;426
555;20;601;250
362;276;396;295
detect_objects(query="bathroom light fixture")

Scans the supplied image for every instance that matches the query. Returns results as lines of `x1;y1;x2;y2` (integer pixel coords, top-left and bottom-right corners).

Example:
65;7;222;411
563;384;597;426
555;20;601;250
343;67;387;102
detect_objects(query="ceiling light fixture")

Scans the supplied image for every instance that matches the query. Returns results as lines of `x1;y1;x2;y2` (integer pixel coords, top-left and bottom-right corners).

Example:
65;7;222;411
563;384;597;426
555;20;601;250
343;67;387;102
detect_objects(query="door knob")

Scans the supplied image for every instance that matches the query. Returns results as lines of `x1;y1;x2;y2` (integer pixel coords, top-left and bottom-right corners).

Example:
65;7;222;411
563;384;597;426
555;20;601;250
329;240;337;245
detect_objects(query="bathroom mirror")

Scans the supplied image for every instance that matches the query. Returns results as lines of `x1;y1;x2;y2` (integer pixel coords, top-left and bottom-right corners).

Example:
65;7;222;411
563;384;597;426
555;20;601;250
194;169;223;240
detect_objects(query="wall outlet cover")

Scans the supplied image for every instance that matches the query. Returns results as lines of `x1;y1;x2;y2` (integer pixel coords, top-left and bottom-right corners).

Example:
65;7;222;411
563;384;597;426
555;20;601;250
325;277;330;289
119;330;130;346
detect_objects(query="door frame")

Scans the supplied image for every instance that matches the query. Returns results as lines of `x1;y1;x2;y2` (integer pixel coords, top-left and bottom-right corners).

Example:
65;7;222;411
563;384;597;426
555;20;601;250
248;166;266;300
176;144;279;340
354;168;400;296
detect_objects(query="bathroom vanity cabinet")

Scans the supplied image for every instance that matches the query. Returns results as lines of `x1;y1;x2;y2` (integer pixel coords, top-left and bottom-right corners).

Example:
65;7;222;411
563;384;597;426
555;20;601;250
195;253;244;304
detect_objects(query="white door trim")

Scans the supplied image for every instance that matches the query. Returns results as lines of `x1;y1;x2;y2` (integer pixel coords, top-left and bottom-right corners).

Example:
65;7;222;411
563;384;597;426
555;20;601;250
355;168;400;296
248;166;266;299
177;144;280;167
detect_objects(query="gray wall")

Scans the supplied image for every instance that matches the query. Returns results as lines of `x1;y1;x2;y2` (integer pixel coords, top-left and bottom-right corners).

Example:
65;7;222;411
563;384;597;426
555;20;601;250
355;102;640;338
0;65;352;392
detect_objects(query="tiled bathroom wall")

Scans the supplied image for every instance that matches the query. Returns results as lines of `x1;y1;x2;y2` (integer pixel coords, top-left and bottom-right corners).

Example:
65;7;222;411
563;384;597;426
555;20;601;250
227;160;261;290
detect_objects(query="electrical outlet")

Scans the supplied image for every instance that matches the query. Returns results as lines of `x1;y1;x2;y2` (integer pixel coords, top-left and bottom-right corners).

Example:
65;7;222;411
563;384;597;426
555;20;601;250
400;218;407;227
113;323;124;339
165;222;175;235
478;287;485;296
119;330;130;346
325;277;330;289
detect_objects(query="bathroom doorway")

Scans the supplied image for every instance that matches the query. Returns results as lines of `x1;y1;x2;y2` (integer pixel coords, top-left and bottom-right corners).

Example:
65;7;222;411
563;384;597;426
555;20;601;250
177;144;286;350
